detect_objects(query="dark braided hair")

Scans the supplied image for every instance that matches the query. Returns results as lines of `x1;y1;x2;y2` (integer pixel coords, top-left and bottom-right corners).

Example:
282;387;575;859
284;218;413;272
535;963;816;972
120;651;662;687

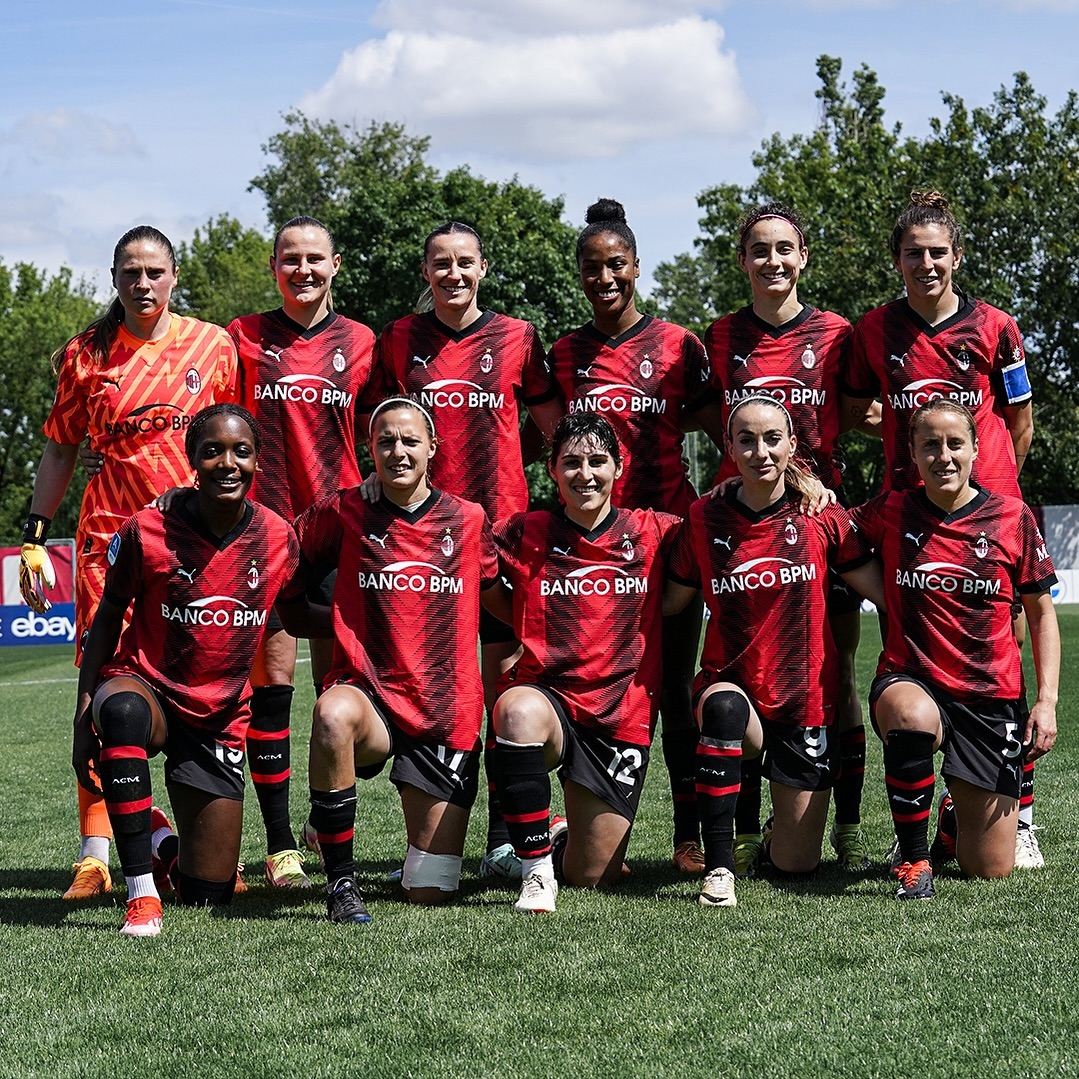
184;403;262;464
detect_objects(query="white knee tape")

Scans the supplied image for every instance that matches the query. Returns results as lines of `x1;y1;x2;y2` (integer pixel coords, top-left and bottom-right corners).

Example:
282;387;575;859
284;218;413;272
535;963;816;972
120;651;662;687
401;845;462;892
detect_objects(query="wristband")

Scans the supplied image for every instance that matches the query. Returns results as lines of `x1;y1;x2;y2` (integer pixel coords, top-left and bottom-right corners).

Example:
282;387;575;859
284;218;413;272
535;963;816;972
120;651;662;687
22;513;51;545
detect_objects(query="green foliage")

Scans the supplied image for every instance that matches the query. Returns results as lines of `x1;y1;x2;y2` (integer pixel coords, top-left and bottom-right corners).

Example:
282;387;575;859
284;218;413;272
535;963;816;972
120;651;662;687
172;215;280;327
2;612;1078;1075
250;114;589;342
0;263;99;541
654;57;1079;504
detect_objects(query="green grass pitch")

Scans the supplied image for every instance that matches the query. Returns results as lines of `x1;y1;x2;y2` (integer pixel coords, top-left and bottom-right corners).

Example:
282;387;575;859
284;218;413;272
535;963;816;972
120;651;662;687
0;610;1076;1077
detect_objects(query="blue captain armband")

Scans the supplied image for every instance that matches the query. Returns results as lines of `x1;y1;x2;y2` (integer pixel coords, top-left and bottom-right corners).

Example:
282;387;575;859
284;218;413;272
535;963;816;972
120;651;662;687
1001;358;1032;403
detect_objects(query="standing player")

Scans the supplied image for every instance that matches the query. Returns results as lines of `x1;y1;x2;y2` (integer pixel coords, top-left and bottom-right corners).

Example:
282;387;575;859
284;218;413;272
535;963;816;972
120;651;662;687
228;216;380;888
375;222;563;878
292;398;502;923
71;405;305;936
842;190;1042;866
491;414;680;914
665;396;884;908
851;399;1058;899
20;226;237;900
546;198;724;874
704;202;874;874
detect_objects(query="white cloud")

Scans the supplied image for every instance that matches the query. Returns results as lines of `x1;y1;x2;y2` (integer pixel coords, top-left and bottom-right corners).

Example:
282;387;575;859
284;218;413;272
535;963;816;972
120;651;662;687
300;11;754;161
0;108;141;169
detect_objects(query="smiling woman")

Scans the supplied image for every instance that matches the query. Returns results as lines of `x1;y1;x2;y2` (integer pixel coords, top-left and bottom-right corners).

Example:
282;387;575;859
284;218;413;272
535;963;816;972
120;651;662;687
70;404;308;937
19;224;239;901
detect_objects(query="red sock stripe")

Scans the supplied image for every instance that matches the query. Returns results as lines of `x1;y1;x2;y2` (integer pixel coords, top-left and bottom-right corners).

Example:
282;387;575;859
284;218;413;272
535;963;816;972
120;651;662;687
318;828;354;845
251;769;290;784
246;727;290;742
886;773;935;791
892;810;932;824
1023;761;1036;776
697;743;741;758
695;782;741;799
105;796;153;816
100;745;148;761
504;809;549;825
517;843;552;859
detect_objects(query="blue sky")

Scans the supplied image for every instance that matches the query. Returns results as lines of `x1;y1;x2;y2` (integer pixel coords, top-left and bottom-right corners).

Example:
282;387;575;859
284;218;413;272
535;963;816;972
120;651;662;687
3;0;1077;298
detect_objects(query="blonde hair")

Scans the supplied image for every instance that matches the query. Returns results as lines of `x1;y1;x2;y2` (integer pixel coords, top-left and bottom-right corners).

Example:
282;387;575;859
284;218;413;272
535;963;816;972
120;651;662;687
726;394;819;502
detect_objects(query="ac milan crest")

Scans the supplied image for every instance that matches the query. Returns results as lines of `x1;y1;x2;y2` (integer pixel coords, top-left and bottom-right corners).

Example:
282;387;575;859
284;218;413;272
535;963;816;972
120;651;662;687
639;356;653;380
974;532;989;560
185;368;202;394
620;534;635;562
333;349;346;373
479;350;494;374
800;346;816;370
784;518;799;546
247;561;260;589
955;346;971;372
440;529;455;558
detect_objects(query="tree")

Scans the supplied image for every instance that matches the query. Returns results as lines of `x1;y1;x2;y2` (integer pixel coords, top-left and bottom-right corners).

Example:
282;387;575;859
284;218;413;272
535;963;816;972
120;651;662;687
0;263;100;541
250;114;589;341
653;57;1079;504
172;215;280;327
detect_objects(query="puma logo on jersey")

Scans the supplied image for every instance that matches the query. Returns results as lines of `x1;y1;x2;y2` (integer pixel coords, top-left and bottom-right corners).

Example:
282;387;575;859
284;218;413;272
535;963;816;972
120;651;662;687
412;355;432;368
890;353;907;368
713;536;732;551
904;532;923;546
552;546;570;556
368;534;388;548
103;377;122;389
576;366;594;378
264;347;282;361
177;567;197;583
733;354;750;367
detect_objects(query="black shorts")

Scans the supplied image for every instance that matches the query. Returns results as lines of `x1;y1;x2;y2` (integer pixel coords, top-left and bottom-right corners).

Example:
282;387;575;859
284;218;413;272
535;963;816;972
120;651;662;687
760;718;836;792
531;686;649;821
869;673;1028;798
479;595;516;646
163;710;247;801
827;567;863;616
351;690;480;809
268;563;337;632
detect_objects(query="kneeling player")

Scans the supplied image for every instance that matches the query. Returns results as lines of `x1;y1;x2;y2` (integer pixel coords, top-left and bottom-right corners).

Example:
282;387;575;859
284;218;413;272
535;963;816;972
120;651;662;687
490;414;680;914
852;399;1059;899
290;398;501;923
665;396;884;908
72;405;306;937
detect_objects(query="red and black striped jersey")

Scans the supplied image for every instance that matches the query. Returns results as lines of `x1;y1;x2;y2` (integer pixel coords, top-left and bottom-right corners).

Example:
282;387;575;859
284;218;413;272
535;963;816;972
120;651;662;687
100;499;302;747
851;487;1055;700
494;506;680;746
845;293;1030;495
376;310;556;520
230;310;381;521
705;305;850;489
669;490;871;726
294;488;499;750
546;316;710;517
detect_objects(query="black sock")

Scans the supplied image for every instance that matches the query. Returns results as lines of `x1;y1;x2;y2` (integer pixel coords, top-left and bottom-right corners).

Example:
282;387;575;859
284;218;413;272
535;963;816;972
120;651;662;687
97;692;153;877
495;741;551;859
734;753;764;835
249;686;296;854
662;728;701;846
483;717;511;850
309;786;358;883
833;725;866;826
883;729;936;864
696;691;749;873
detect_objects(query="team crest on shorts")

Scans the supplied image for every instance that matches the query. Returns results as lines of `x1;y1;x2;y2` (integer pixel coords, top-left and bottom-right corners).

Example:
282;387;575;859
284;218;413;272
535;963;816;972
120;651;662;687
974;532;989;559
247;560;260;589
333;349;346;373
440;529;455;558
800;346;817;369
479;350;494;374
955;346;971;372
185;368;202;394
620;534;636;561
784;518;799;546
639;356;653;380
